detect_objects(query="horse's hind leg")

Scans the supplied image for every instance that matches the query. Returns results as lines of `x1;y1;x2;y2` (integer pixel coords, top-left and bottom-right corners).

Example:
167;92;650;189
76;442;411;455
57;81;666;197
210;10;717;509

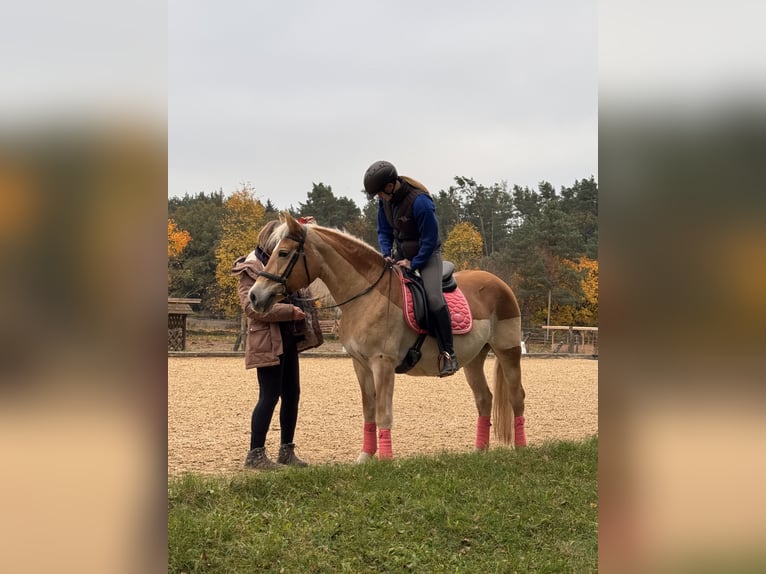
463;346;493;450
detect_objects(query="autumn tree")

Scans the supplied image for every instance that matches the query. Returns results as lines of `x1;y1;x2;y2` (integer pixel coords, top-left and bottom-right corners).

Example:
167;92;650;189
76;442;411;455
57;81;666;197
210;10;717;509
167;219;191;258
213;185;267;317
168;219;192;288
571;256;598;325
443;222;483;270
167;190;225;307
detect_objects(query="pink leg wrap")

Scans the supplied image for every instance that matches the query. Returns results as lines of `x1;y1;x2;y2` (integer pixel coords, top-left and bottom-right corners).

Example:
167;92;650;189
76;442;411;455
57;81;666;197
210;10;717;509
475;415;491;450
363;422;377;455
378;428;393;459
514;415;527;447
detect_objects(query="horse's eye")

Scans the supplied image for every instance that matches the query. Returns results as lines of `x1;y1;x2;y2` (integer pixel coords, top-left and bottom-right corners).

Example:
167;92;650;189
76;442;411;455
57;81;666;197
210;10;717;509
278;249;290;258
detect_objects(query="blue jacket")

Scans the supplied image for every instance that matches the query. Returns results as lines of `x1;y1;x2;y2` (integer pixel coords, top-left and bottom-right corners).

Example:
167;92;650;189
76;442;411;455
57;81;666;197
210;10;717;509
377;192;439;271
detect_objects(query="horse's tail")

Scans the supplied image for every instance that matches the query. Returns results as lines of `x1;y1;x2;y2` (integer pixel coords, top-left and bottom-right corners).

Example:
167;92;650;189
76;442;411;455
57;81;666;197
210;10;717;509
492;359;516;445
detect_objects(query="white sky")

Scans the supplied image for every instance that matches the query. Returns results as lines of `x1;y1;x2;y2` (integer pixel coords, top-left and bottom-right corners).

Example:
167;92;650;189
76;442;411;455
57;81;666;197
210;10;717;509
169;1;597;210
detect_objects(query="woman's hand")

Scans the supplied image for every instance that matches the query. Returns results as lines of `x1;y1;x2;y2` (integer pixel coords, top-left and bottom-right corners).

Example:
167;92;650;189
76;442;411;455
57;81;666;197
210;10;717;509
397;259;412;269
293;307;306;320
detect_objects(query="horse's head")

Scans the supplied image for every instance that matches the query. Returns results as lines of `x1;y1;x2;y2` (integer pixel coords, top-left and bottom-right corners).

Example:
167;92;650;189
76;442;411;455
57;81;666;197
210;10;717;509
249;212;315;313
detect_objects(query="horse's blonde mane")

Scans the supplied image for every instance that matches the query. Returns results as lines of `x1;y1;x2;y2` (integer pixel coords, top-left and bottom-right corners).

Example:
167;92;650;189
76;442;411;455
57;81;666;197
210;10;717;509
272;221;382;260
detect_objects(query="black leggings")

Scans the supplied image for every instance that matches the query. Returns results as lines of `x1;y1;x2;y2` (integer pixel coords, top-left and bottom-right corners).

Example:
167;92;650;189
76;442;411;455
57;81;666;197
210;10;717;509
250;332;300;450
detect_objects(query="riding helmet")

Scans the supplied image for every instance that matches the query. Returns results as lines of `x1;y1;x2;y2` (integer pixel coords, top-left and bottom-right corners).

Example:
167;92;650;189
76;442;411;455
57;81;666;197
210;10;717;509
363;160;398;198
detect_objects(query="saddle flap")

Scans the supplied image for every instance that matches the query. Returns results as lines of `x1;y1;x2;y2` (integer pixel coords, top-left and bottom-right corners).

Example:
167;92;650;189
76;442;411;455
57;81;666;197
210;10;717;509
398;267;472;335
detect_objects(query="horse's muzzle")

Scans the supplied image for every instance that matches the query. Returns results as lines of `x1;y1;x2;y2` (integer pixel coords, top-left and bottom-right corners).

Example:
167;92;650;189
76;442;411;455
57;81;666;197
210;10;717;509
249;287;276;313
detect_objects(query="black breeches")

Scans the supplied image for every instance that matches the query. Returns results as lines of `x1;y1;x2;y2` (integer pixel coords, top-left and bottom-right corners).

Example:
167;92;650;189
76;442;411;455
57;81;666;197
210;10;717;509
250;335;300;449
420;250;447;311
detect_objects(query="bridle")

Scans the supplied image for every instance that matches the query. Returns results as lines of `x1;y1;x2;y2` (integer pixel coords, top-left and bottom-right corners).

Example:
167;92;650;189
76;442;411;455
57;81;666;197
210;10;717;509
256;226;311;295
256;224;393;308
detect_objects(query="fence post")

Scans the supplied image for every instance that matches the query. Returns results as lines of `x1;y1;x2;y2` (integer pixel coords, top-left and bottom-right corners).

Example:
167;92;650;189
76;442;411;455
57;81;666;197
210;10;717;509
233;314;246;351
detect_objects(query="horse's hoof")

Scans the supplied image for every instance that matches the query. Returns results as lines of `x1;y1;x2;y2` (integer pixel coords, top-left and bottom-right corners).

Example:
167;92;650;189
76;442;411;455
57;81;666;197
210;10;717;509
355;452;374;464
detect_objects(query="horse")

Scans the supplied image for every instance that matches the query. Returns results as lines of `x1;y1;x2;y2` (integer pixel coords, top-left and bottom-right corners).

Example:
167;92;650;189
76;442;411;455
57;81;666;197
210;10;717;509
248;212;527;462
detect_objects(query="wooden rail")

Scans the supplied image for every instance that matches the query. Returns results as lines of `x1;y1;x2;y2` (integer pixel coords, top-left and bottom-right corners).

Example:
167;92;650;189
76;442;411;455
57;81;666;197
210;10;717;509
541;325;598;354
318;319;338;336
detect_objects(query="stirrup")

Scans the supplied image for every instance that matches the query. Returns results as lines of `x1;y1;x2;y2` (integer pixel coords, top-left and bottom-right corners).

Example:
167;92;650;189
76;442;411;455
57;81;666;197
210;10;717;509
438;351;459;377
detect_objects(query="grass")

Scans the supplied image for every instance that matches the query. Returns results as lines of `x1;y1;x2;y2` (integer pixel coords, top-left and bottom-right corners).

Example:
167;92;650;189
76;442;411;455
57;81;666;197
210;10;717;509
168;436;598;573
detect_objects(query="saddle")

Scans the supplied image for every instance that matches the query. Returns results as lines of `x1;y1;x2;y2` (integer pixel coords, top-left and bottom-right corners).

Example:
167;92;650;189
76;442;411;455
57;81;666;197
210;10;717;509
395;263;473;373
399;263;472;335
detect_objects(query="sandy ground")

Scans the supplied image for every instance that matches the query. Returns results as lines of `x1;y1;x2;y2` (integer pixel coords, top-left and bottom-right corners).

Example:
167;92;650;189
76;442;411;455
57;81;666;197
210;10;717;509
168;352;598;476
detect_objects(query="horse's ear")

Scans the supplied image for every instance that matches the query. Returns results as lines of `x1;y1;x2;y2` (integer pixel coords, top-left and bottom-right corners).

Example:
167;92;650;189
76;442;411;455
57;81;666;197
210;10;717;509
283;211;301;235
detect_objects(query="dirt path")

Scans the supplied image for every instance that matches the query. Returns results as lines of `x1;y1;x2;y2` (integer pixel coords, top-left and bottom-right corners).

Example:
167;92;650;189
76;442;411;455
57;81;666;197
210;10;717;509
168;356;597;475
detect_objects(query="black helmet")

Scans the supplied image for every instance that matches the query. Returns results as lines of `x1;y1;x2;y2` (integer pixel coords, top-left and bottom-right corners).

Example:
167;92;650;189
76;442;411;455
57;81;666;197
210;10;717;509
363;160;398;198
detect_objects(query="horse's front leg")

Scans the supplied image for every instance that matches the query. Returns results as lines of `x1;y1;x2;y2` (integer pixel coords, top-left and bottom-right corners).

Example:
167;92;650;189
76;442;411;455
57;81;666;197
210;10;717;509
352;358;378;463
370;355;396;459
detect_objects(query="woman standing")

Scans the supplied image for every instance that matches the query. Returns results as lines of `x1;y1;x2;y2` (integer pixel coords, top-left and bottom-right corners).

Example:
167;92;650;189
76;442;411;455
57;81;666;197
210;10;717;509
231;219;323;469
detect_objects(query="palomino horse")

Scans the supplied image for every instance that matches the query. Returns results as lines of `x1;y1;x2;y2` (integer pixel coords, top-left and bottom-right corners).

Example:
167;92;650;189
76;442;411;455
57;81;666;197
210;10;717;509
248;213;526;462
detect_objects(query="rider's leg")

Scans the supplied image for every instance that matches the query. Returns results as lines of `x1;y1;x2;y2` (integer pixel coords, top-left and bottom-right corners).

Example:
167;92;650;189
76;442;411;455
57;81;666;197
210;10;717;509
421;252;459;377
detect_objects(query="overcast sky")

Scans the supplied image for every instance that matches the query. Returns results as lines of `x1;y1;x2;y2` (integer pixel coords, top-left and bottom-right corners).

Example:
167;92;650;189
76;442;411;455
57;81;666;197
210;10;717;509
169;1;597;210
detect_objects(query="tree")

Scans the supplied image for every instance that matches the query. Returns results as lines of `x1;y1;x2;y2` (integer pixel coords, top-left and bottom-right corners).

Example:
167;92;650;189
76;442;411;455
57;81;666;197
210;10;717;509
432;187;463;241
564;256;598;325
213;185;267;317
167;219;191;258
450;177;513;256
295;182;361;230
168;219;191;288
263;198;279;218
497;181;590;326
167;190;225;306
443;222;483;270
510;184;541;224
560;177;598;259
345;197;378;247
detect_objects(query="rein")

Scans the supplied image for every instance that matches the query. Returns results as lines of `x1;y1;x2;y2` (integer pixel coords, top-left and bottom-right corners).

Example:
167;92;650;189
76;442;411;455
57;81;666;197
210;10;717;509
309;263;391;309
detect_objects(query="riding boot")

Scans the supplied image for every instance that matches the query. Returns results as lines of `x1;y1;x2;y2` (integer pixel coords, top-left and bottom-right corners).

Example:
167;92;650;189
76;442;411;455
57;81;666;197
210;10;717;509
431;306;459;377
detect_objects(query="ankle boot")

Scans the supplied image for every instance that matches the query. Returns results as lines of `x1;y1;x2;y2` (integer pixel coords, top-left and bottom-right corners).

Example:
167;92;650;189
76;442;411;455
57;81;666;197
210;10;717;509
277;443;309;467
431;307;459;377
244;447;283;470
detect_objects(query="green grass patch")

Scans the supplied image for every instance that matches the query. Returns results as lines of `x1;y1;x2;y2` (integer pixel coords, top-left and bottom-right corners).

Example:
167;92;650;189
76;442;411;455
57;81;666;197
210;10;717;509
169;436;598;573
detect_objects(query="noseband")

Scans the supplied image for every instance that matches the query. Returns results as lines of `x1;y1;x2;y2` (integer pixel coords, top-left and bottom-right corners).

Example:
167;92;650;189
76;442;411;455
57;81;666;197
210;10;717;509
256;226;311;295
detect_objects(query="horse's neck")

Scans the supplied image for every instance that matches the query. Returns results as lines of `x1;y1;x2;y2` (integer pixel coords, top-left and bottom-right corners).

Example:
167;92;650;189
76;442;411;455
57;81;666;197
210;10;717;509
314;231;384;305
